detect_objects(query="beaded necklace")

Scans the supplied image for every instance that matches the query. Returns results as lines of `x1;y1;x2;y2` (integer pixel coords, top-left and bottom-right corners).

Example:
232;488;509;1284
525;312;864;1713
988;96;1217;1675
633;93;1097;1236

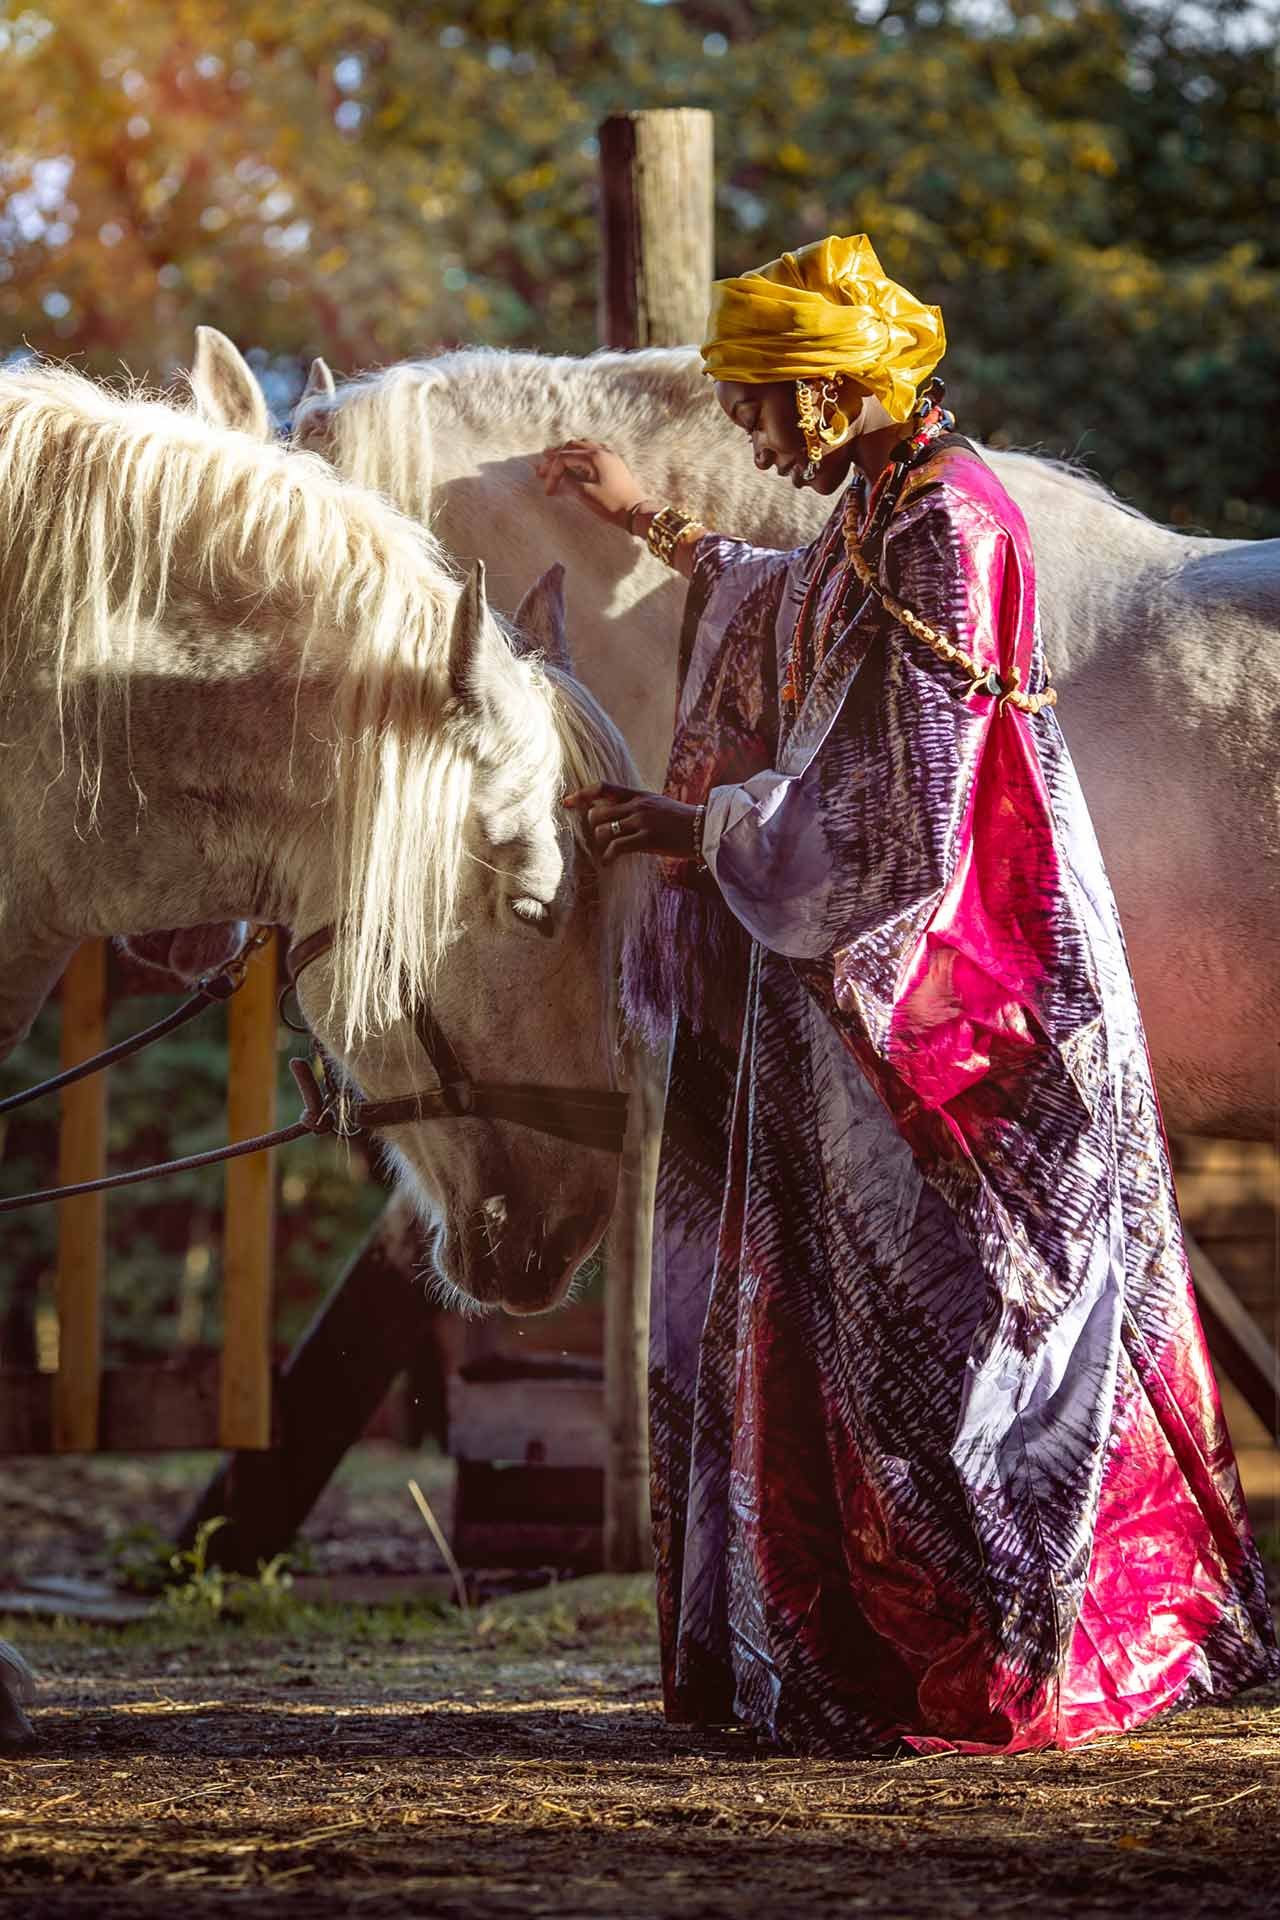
780;393;953;715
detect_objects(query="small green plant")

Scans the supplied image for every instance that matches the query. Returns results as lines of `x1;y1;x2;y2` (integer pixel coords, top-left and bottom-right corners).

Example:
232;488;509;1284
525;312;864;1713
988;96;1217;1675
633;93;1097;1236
110;1523;183;1598
111;1516;295;1620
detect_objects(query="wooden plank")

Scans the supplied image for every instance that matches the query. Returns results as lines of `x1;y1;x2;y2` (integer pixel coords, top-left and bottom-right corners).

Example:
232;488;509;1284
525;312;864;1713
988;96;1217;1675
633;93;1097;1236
597;107;714;1574
450;1522;604;1573
54;940;107;1452
1172;1135;1278;1176
453;1464;605;1573
448;1376;606;1469
1;1358;228;1453
0;1580;155;1624
450;1520;606;1566
220;931;278;1449
1186;1232;1279;1444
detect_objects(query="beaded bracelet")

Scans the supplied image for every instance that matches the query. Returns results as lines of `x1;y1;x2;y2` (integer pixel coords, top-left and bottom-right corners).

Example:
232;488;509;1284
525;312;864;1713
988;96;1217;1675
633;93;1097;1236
691;801;707;872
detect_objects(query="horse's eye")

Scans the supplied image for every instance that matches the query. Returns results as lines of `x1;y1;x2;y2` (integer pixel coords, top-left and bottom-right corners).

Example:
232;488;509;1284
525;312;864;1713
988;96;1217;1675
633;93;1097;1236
510;897;554;937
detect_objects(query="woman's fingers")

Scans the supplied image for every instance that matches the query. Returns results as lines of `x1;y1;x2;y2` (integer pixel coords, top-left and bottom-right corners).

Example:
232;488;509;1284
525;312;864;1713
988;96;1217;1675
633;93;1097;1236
564;783;638;811
600;827;651;865
539;450;597;497
590;806;642;849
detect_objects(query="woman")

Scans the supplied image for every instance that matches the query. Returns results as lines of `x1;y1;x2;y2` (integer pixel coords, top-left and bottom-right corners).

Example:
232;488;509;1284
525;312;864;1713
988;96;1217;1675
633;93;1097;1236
538;236;1277;1754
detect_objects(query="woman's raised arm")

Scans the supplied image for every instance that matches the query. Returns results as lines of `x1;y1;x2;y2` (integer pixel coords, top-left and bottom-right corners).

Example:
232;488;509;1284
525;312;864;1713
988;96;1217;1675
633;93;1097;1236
534;440;705;579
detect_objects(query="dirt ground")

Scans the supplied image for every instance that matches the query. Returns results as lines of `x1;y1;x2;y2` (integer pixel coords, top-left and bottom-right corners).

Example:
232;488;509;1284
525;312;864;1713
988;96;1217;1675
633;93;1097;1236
3;1449;1279;1918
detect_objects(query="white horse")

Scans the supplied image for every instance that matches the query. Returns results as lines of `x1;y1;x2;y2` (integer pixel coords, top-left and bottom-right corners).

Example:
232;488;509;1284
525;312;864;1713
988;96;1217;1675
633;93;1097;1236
198;333;1277;1144
0;362;646;1746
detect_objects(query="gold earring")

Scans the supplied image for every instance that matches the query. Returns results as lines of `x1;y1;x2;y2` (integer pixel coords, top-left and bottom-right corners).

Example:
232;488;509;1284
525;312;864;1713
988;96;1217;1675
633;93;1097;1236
796;377;850;465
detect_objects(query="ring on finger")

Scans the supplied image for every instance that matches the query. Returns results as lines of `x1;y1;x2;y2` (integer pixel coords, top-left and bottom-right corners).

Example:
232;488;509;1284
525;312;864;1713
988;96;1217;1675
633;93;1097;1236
610;819;622;837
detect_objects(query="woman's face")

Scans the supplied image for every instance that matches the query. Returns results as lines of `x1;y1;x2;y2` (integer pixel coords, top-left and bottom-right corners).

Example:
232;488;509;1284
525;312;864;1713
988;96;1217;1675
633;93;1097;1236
715;378;862;496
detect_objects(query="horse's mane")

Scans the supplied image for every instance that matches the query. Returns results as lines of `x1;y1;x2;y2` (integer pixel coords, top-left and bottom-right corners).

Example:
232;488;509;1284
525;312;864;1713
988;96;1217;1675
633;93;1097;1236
306;343;1164;555
0;363;640;1041
301;343;818;553
320;344;713;446
989;446;1154;523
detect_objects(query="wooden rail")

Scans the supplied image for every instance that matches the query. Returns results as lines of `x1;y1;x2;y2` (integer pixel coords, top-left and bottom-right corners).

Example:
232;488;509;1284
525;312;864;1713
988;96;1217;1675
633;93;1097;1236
5;936;281;1454
54;940;108;1451
220;932;278;1449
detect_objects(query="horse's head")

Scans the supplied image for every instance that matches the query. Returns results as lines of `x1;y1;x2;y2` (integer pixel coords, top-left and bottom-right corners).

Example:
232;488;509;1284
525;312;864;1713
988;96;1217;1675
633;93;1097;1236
293;561;638;1316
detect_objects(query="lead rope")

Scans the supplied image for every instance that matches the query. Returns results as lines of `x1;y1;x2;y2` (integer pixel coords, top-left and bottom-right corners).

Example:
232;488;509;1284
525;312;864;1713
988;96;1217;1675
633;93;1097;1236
0;926;274;1119
0;1057;339;1214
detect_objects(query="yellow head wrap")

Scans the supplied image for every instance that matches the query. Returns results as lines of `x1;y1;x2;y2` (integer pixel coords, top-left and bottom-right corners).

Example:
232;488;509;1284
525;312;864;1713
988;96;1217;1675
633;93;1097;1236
701;234;945;426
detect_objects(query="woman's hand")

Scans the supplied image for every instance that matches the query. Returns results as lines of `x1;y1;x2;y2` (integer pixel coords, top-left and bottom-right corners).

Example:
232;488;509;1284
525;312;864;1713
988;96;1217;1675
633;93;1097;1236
565;783;700;865
535;441;659;531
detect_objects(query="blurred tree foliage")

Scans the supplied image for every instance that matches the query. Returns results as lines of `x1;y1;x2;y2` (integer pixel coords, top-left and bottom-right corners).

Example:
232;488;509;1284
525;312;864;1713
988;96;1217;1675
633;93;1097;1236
1;0;1275;531
0;0;1275;1356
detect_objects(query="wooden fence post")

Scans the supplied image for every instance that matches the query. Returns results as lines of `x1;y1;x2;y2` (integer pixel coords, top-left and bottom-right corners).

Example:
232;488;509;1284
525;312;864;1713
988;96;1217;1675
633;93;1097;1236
220;931;278;1449
598;108;715;1572
599;111;716;350
54;940;107;1451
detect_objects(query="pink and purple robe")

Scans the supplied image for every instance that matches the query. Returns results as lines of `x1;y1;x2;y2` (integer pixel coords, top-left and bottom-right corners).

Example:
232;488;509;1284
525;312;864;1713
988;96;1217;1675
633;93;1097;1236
627;435;1277;1753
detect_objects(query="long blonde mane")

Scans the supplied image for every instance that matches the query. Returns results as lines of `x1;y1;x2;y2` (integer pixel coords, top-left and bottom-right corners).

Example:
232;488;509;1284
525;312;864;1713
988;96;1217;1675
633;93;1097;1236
0;363;640;1041
303;344;810;539
304;343;1164;543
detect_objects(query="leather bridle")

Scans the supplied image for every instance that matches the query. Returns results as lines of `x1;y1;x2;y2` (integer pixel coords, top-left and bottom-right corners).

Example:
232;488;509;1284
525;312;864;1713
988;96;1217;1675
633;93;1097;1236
0;924;627;1215
283;925;627;1150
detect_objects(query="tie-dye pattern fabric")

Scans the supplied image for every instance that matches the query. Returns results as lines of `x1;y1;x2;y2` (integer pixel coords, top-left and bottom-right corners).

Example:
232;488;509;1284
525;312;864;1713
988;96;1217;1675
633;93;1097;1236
640;439;1277;1754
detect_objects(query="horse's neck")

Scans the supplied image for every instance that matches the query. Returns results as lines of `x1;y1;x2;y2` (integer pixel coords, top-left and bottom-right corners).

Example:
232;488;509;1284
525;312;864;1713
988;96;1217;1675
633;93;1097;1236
420;364;1197;764
1;622;334;970
424;375;826;787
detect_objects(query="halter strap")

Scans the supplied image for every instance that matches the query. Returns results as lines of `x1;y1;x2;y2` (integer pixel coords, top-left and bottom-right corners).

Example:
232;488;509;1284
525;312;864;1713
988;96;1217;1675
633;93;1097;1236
286;927;628;1153
0;921;626;1215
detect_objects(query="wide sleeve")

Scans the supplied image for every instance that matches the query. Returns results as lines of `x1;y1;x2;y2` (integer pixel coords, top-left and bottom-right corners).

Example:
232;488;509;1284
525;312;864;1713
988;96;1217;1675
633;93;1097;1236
701;483;1032;965
662;532;800;807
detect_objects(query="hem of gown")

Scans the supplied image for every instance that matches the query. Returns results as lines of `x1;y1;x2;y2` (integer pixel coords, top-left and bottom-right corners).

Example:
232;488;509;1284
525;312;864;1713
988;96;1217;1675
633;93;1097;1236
661;1648;1280;1759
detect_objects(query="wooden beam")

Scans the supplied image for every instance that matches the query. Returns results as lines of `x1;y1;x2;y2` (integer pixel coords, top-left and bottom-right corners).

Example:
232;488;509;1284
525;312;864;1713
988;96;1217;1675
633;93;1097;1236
54;941;107;1452
597;108;715;1574
1185;1231;1280;1444
220;931;278;1449
179;1191;440;1573
449;1373;606;1469
2;1358;231;1454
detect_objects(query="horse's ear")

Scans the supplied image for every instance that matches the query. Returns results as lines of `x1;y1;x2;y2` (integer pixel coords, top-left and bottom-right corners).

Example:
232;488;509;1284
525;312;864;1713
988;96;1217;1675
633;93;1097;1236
513;563;572;672
449;562;512;723
301;357;336;404
189;327;271;441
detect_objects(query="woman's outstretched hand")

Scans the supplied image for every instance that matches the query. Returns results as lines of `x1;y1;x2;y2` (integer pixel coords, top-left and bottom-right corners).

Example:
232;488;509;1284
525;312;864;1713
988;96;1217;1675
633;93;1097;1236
535;441;659;530
565;783;700;865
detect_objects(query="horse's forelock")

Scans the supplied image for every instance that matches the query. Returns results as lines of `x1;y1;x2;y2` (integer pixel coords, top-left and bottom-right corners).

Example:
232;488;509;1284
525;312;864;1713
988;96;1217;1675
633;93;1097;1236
540;660;654;1021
